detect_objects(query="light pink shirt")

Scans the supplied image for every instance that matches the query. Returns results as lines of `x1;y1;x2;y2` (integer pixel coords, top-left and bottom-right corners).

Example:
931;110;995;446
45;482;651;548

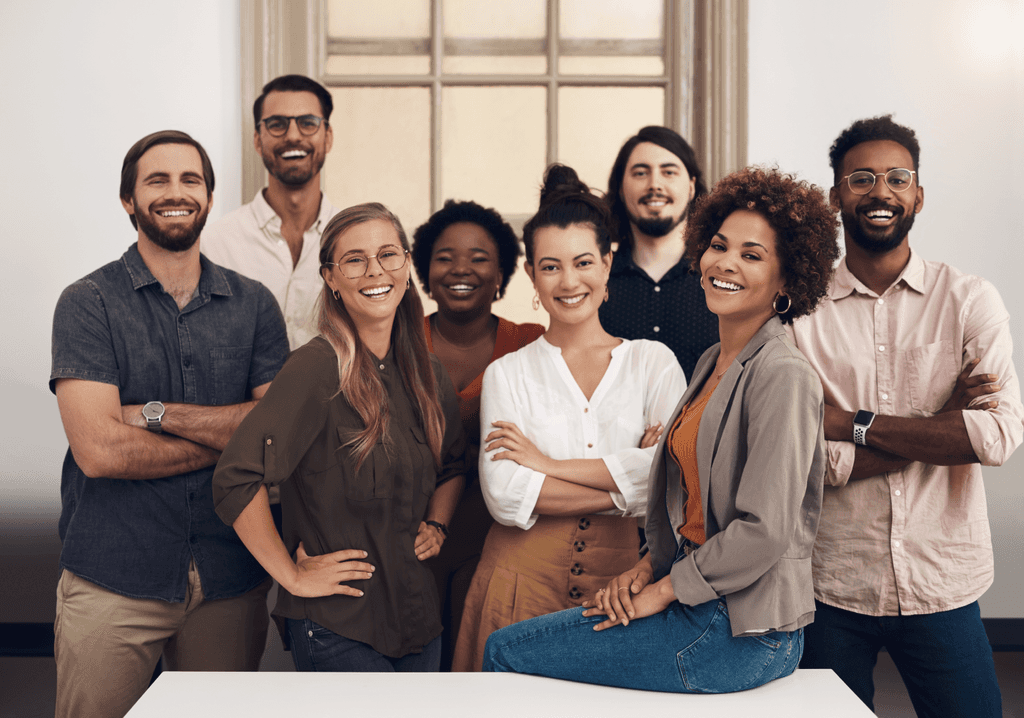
788;250;1022;616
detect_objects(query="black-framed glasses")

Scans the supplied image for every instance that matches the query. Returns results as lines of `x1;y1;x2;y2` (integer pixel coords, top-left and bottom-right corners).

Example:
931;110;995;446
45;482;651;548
259;114;326;137
839;168;916;195
323;247;409;279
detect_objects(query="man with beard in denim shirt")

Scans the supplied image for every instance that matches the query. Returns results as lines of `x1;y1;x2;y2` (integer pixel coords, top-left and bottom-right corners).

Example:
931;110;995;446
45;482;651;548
50;130;289;718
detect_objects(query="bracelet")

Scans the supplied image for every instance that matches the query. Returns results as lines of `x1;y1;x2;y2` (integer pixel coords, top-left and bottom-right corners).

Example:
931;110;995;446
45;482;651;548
425;520;449;538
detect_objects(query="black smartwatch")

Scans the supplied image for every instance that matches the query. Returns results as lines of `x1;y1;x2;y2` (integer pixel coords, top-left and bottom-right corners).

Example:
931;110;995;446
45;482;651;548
853;410;875;446
142;401;165;433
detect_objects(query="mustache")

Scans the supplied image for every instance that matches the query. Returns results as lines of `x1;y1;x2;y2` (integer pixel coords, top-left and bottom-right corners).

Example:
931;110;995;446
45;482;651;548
640;192;671;202
858;201;904;216
151;200;200;211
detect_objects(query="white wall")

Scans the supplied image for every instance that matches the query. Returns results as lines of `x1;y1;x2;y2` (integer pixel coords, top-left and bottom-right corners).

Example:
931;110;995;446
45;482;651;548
748;0;1024;617
0;0;242;621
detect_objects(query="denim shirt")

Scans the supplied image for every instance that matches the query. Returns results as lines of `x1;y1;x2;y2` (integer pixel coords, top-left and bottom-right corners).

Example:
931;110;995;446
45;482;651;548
50;243;289;602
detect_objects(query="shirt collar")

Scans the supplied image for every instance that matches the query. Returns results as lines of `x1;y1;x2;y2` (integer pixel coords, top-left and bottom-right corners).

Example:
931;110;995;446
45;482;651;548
829;248;926;300
122;242;232;298
254;188;336;233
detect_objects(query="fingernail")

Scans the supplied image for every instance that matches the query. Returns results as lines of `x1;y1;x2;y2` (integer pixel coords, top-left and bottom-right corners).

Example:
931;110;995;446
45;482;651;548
628;611;635;617
357;591;364;596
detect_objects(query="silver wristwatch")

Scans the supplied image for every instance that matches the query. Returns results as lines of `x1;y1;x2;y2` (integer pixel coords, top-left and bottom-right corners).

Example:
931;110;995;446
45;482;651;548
853;410;875;446
142;401;165;433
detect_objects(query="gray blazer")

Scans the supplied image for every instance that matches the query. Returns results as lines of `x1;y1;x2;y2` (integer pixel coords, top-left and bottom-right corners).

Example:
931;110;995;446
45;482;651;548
645;316;826;636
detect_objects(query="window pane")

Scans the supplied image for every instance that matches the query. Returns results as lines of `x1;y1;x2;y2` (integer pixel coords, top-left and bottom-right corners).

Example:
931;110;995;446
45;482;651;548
443;0;547;74
441;86;547;217
328;0;430;38
557;87;664;191
323;88;431;234
324;55;431;75
559;0;662;40
559;56;664;75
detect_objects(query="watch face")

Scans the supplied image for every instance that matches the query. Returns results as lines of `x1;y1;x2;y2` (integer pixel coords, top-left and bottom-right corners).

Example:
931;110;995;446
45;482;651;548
143;402;164;420
853;410;874;426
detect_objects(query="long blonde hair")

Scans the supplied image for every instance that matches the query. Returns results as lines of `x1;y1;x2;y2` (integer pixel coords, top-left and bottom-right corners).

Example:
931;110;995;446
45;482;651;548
317;203;445;470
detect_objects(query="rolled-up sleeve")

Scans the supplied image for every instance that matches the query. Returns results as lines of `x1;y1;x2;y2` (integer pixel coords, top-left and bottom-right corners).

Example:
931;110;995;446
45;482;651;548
214;342;333;525
959;280;1023;467
602;345;687;515
478;361;547;529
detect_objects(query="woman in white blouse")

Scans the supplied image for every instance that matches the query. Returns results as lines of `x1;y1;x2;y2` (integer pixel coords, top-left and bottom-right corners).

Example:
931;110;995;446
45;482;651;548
452;165;686;671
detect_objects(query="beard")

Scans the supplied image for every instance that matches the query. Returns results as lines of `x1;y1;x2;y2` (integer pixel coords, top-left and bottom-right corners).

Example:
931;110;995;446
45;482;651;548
134;200;210;253
261;144;326;187
842;204;916;255
629;203;688;238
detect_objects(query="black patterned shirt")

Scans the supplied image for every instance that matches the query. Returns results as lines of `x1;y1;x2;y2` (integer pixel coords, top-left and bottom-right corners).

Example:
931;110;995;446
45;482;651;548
600;249;719;381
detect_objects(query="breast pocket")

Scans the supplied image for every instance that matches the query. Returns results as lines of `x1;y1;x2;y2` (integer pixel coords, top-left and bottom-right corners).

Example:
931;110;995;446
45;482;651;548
210;346;252;403
906;339;957;415
338;427;393;501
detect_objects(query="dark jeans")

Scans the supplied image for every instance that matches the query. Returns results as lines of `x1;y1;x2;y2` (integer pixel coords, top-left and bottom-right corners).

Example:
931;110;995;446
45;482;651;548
287;618;441;672
800;599;1001;717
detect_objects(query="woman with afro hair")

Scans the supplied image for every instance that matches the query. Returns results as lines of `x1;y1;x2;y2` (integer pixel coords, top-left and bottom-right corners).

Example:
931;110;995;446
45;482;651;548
480;167;840;694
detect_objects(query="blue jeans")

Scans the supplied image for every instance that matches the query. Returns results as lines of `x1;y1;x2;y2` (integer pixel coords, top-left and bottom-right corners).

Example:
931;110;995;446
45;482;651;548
800;600;1001;717
287;618;441;672
483;598;802;693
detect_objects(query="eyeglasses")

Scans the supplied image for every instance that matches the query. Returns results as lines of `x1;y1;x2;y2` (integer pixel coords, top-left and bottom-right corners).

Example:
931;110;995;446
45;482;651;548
259;114;326;137
839;168;916;195
324;247;409;279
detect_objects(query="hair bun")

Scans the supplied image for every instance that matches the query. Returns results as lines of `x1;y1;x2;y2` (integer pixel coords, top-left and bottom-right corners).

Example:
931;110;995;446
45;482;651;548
539;164;589;206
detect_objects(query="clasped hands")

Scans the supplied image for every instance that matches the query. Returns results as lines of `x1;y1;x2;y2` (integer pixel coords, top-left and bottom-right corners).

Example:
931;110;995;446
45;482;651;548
580;557;675;632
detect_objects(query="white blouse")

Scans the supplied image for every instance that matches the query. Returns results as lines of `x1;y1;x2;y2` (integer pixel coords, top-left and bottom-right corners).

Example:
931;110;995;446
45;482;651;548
479;336;687;530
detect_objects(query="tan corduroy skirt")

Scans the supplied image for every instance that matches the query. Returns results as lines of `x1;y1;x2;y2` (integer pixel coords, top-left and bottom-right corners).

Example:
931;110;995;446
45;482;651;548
452;514;640;672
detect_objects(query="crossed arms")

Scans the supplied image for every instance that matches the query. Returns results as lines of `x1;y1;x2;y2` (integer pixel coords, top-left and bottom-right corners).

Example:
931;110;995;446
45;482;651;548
55;378;269;480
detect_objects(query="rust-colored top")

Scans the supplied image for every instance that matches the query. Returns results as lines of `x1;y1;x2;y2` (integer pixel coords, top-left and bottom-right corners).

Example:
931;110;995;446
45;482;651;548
668;376;720;546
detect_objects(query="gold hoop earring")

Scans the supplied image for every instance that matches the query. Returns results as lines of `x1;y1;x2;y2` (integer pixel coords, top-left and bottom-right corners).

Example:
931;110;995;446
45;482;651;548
772;293;791;315
532;292;540;311
699;275;705;289
332;289;340;300
407;278;411;289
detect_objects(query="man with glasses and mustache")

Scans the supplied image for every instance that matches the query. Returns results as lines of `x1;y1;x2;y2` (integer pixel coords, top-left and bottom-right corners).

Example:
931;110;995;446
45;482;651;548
788;115;1022;717
49;131;289;718
601;126;718;381
203;74;338;351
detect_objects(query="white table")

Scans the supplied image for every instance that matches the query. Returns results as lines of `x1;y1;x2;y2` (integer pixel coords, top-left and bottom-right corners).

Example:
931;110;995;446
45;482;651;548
126;669;873;717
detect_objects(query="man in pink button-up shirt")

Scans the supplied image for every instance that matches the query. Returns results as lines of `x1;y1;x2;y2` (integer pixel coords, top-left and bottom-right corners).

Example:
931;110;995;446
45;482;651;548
788;115;1022;718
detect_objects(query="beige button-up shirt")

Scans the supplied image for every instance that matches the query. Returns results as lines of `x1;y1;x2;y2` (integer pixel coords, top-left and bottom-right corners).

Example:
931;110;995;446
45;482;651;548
201;190;338;349
788;251;1022;616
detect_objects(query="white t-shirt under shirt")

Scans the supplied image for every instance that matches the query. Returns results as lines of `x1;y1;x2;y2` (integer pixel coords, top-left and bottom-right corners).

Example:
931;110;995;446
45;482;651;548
479;336;687;530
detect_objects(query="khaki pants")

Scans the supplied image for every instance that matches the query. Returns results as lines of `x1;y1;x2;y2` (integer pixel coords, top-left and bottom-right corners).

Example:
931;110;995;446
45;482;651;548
54;564;271;718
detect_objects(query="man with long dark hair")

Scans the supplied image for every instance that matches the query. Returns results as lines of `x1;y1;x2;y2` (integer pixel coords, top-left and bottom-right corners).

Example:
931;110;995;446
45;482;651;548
601;126;718;380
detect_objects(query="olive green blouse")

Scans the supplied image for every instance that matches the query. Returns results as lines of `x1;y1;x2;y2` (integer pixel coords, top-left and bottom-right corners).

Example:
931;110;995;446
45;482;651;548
214;337;466;658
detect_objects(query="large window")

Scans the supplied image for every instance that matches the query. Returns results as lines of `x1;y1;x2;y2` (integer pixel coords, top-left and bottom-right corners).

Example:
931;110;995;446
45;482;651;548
240;0;746;321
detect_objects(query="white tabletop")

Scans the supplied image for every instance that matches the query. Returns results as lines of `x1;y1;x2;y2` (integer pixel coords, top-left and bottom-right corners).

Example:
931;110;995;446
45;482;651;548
126;669;873;717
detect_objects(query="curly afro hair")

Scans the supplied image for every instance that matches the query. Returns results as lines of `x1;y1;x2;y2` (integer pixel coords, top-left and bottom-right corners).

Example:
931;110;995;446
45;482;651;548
829;114;921;185
683;167;840;324
411;200;522;299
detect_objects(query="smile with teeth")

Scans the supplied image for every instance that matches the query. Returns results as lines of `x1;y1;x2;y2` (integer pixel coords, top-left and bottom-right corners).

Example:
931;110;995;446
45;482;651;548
710;277;743;292
863;207;898;223
360;285;392;298
445;284;477;294
556;293;587;306
157;209;193;217
641;196;670;208
281;149;309;159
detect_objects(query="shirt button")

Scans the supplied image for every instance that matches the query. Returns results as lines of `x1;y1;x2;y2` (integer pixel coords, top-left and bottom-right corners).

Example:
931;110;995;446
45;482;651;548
894;489;901;496
570;563;584;576
893;540;901;548
878;346;886;352
583;408;588;413
183;359;191;368
587;443;593;448
308;630;313;638
379;364;385;370
653;326;661;333
266;438;273;445
178;316;185;324
578;518;590;530
569;587;582;600
574;540;586;552
877;298;884;305
882;393;889;400
654;286;661;293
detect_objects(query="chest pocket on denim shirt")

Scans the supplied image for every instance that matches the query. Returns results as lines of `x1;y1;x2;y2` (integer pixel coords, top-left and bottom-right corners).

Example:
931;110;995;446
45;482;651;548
210;346;252;403
905;339;957;415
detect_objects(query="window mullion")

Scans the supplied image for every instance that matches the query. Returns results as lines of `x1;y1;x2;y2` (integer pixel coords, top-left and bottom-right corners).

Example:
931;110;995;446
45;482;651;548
546;0;559;168
431;0;444;214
